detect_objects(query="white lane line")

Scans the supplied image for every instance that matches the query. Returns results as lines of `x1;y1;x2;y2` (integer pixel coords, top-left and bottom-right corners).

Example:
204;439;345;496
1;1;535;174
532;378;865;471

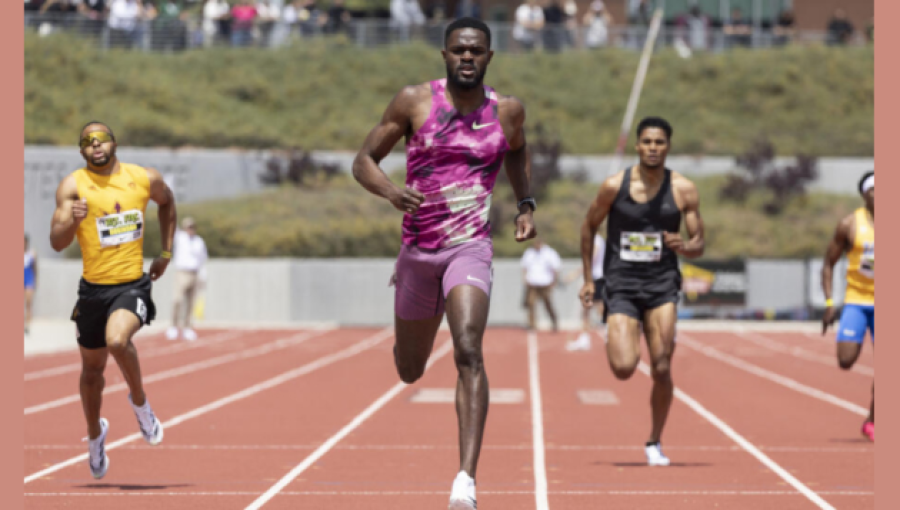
24;330;249;382
678;334;868;417
734;330;874;376
637;362;837;510
24;328;392;484
244;337;454;510
25;329;332;415
528;331;550;510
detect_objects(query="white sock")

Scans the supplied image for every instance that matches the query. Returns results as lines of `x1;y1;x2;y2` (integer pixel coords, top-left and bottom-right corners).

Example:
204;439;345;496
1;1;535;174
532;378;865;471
451;470;476;501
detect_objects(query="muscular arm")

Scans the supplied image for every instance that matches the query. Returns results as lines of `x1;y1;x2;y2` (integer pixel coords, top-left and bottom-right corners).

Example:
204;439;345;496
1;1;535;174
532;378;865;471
676;180;705;259
500;97;532;209
146;168;177;253
352;86;419;203
821;216;852;302
581;177;619;284
49;175;81;252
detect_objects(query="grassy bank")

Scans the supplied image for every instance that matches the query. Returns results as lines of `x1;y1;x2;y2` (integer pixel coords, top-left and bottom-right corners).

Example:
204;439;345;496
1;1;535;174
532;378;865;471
27;33;873;156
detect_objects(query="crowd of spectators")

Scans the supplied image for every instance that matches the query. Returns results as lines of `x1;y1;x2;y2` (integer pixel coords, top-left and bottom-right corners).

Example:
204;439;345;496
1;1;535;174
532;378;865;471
24;0;874;52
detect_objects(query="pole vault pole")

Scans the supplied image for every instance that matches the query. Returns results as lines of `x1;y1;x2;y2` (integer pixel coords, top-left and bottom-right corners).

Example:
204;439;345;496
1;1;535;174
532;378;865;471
608;8;665;178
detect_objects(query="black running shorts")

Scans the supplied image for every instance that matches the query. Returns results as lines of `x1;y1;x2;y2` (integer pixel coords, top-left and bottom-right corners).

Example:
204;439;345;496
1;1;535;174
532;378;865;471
602;283;679;323
71;274;156;350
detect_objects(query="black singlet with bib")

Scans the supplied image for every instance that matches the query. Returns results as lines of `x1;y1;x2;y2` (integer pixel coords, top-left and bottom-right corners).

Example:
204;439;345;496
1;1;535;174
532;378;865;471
602;166;683;320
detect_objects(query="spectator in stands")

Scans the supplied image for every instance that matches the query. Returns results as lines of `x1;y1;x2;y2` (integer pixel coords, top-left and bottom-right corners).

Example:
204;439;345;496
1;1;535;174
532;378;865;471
202;0;230;47
322;0;351;35
230;0;257;46
454;0;481;20
827;8;855;46
521;238;561;332
78;0;108;38
513;0;544;52
153;0;188;51
167;217;208;342
391;0;426;42
256;0;280;46
772;9;795;46
542;0;566;53
583;0;613;49
107;0;144;49
723;7;752;48
675;3;709;51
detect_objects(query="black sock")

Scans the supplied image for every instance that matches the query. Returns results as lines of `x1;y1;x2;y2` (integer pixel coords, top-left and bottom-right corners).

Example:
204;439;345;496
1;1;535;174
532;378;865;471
646;441;660;447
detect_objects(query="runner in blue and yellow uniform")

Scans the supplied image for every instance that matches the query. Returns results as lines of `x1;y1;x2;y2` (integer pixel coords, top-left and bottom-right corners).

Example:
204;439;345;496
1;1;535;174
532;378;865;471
822;170;874;441
50;121;177;478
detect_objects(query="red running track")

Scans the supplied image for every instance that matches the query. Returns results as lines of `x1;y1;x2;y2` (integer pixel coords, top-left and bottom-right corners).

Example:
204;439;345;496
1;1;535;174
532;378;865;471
24;326;874;509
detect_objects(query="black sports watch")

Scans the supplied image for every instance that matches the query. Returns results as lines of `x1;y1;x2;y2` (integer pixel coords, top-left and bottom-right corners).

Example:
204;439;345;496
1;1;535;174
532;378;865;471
517;197;537;212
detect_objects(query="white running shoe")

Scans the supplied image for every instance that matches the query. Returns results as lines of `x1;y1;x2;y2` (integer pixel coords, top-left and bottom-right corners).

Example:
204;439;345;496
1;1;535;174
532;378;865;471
85;418;110;479
645;442;670;466
566;332;592;351
182;328;198;342
165;327;179;341
129;394;164;446
448;471;477;509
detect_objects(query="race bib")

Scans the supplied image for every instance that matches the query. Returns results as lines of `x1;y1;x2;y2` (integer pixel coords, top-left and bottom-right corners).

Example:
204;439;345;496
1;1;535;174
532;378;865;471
96;209;144;247
859;242;874;279
620;231;662;262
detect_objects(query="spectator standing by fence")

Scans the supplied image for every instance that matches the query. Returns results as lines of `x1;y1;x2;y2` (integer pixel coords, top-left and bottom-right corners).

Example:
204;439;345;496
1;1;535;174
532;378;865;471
166;217;208;342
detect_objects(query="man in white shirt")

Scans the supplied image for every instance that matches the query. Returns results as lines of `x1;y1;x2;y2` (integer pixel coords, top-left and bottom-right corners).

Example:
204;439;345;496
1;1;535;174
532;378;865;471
566;233;605;351
521;238;561;331
167;217;208;341
513;0;544;51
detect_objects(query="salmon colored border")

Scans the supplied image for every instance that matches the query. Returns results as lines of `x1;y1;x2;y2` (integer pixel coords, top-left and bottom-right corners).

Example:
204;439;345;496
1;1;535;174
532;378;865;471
12;0;25;507
874;0;888;508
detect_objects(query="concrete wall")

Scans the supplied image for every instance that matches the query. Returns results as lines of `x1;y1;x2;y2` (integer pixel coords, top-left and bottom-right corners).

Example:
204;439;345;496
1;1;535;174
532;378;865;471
32;257;848;327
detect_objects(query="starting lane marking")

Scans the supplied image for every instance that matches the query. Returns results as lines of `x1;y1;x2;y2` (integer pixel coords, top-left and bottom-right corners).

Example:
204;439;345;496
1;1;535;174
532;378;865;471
244;337;455;510
25;329;332;415
24;328;392;484
678;334;868;417
410;388;525;404
637;362;839;510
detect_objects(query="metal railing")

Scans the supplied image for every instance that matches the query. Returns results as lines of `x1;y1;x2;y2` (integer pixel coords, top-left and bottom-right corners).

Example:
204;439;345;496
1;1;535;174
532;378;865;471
25;11;864;53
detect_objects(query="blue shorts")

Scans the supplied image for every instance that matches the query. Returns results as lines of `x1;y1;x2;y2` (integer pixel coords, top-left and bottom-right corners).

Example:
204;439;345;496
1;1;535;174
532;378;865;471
24;271;35;290
836;304;874;344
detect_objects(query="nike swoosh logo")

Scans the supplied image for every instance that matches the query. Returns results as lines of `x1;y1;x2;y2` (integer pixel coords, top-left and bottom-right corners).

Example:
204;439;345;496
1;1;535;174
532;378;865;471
472;122;495;130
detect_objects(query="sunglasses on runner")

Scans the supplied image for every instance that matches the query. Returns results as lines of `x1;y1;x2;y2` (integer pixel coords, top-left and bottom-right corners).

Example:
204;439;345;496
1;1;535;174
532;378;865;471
79;131;115;149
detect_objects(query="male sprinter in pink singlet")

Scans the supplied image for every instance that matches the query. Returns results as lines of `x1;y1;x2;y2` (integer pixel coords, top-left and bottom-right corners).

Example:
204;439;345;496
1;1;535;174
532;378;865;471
352;17;537;510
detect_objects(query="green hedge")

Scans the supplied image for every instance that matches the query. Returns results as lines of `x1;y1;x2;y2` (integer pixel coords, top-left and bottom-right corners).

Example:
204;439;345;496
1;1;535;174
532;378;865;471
27;33;873;156
65;173;860;260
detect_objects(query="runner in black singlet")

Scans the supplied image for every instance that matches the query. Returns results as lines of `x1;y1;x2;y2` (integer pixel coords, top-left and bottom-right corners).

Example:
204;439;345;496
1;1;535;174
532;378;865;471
579;117;705;466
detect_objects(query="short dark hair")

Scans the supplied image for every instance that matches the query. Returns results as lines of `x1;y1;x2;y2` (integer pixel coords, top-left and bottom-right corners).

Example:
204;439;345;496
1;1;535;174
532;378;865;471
80;120;116;142
636;116;673;141
858;170;874;195
444;17;491;48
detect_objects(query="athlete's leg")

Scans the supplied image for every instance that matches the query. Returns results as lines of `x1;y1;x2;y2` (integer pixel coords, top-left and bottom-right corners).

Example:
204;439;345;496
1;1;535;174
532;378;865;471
24;288;34;333
836;305;866;369
80;346;108;440
393;314;443;383
182;273;198;330
538;287;559;331
525;285;538;330
642;302;677;444
605;313;642;380
445;285;490;478
105;309;147;405
171;271;187;330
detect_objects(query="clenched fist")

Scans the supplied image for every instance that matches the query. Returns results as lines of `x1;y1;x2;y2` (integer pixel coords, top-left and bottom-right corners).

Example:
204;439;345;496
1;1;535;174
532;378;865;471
72;197;88;224
388;186;426;215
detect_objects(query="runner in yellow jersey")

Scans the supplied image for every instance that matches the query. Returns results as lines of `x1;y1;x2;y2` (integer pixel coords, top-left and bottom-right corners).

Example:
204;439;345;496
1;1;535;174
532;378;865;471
821;170;874;442
50;121;178;478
